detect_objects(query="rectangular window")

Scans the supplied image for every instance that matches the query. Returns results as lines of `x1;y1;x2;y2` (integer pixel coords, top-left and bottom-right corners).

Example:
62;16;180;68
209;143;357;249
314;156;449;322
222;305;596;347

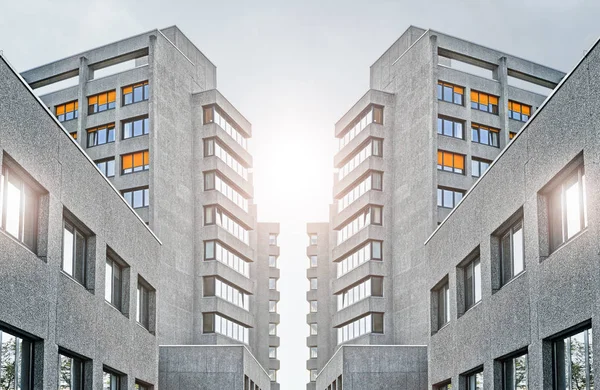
464;257;481;311
88;90;116;114
500;220;524;286
508;100;531;122
204;206;250;244
309;301;317;313
103;369;122;390
86;124;115;147
59;352;84;390
337;206;382;244
310;278;318;290
204;240;250;277
269;323;277;336
471;123;500;147
471;90;499;114
310;255;317;268
466;370;484;390
269;347;277;359
270;301;278;313
337;241;382;277
509;132;517;140
269;370;276;382
0;329;33;389
310;347;318;359
437;116;464;139
338;105;384;149
437;81;464;105
0;165;39;251
203;313;249;344
502;353;528;390
309;234;318;245
310;369;317;382
269;234;277;245
435;382;452;390
96;158;115;178
123;81;149;105
70;131;78;140
105;255;123;312
137;279;152;330
269;278;277;290
436;281;450;330
337;313;382;344
56;100;79;122
203;106;248;150
269;255;278;268
123;117;149;139
437;150;465;174
553;327;593;390
338;277;383;310
472;158;491;178
135;382;151;390
548;165;587;252
62;219;87;285
122;187;150;209
437;187;464;209
338;139;382;180
204;276;249;310
310;323;317;335
121;151;149;174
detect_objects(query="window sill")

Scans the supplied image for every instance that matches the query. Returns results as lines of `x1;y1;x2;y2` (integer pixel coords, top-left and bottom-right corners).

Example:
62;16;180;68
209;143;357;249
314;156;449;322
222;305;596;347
104;301;129;319
122;134;150;141
59;271;92;293
437;99;464;108
472;142;500;149
437;133;466;141
122;99;149;108
87;108;116;116
136;321;154;335
460;300;482;317
493;269;527;294
546;227;588;260
432;322;450;336
0;229;41;260
86;141;115;149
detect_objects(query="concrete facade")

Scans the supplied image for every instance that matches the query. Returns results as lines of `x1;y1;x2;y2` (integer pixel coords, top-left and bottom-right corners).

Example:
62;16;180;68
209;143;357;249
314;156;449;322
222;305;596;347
0;55;161;388
6;25;279;388
307;26;567;389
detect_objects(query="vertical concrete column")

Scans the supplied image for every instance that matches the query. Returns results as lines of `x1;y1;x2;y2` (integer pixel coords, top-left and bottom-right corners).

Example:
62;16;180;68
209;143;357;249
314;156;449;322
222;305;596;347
497;56;510;148
77;56;89;145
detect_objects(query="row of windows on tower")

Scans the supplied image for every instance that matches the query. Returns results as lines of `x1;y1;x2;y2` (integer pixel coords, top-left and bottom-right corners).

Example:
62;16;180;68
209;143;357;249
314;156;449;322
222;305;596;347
437;116;517;146
54;81;149;122
91;150;150;181
70;116;149;147
434;326;593;390
437;150;492;178
437;81;532;122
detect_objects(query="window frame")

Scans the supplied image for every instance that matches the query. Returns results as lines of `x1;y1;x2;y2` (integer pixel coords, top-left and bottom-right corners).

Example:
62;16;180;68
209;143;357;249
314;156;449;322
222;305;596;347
472;158;492;178
103;367;123;390
470;90;499;114
58;351;85;390
86;124;115;148
437;150;465;174
501;351;528;390
464;256;481;311
471;123;500;148
55;100;79;122
87;90;116;115
499;219;525;287
508;100;531;122
95;158;115;178
62;218;88;286
121;150;150;175
552;324;593;390
122;81;149;106
122;116;150;140
137;277;153;331
437;115;465;139
437;186;464;209
122;187;150;209
437;81;465;106
105;254;125;312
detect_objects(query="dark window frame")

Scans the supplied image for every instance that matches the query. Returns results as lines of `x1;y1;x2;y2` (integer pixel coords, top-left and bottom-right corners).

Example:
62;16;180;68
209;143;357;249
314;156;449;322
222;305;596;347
122;187;150;209
86;124;116;148
87;90;116;115
472;158;492;178
62;218;88;286
437;115;465;139
437;186;465;209
437;81;465;106
500;219;525;286
95;158;115;178
122;81;149;106
471;123;500;147
122;116;150;140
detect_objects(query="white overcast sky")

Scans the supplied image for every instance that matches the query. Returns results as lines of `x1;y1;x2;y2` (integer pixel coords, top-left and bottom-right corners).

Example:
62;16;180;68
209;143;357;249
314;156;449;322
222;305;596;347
2;0;599;388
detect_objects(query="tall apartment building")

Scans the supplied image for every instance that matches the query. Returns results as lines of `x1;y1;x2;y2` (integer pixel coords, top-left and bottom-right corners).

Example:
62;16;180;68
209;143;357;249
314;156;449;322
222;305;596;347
306;26;566;389
1;26;280;389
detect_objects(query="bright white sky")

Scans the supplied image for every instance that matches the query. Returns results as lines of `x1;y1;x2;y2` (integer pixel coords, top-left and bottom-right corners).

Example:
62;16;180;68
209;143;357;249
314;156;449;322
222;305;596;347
2;1;599;388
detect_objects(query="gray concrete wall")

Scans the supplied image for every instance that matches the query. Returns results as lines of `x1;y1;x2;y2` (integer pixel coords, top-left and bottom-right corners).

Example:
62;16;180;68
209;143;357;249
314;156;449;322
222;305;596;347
424;38;600;388
0;55;161;388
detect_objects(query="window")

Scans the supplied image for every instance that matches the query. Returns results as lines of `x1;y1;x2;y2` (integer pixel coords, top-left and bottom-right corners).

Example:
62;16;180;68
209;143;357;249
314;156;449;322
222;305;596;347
337;313;383;343
471;90;499;114
269;255;278;268
502;353;527;390
337;277;383;310
0;329;33;389
204;139;249;180
202;105;248;150
204;276;249;310
269;323;277;336
123;81;149;105
204;206;250;244
96;158;115;178
123;117;149;139
310;347;318;359
435;382;452;390
105;255;124;312
508;101;531;122
310;369;317;382
337;241;382;277
471;124;499;147
509;132;517;140
121;151;149;174
553;326;593;390
548;165;587;251
269;300;277;313
437;150;465;174
70;131;78;140
204;172;249;211
500;220;524;286
464;257;481;311
269;234;277;245
437;81;464;105
87;124;115;147
122;187;149;209
436;281;450;330
437;116;464;139
59;352;84;390
309;301;317;313
338;105;384;149
269;370;276;382
466;370;484;390
309;234;318;245
135;382;151;390
56;100;79;122
310;323;317;335
338;172;383;212
62;219;87;285
310;255;318;268
269;347;277;359
137;279;151;330
310;278;317;290
269;278;277;290
0;165;39;251
337;205;382;244
437;187;464;209
204;240;250;277
202;313;249;344
472;158;491;178
338;139;382;180
103;368;122;390
88;90;116;114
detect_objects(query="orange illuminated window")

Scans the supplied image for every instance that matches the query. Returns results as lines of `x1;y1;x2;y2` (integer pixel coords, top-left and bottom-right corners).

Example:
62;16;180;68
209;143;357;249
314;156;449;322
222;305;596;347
437;150;465;174
70;132;77;140
437;81;464;105
508;100;531;122
203;106;214;124
123;81;149;105
122;151;149;174
509;132;517;140
55;100;79;122
88;90;116;114
471;90;499;114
